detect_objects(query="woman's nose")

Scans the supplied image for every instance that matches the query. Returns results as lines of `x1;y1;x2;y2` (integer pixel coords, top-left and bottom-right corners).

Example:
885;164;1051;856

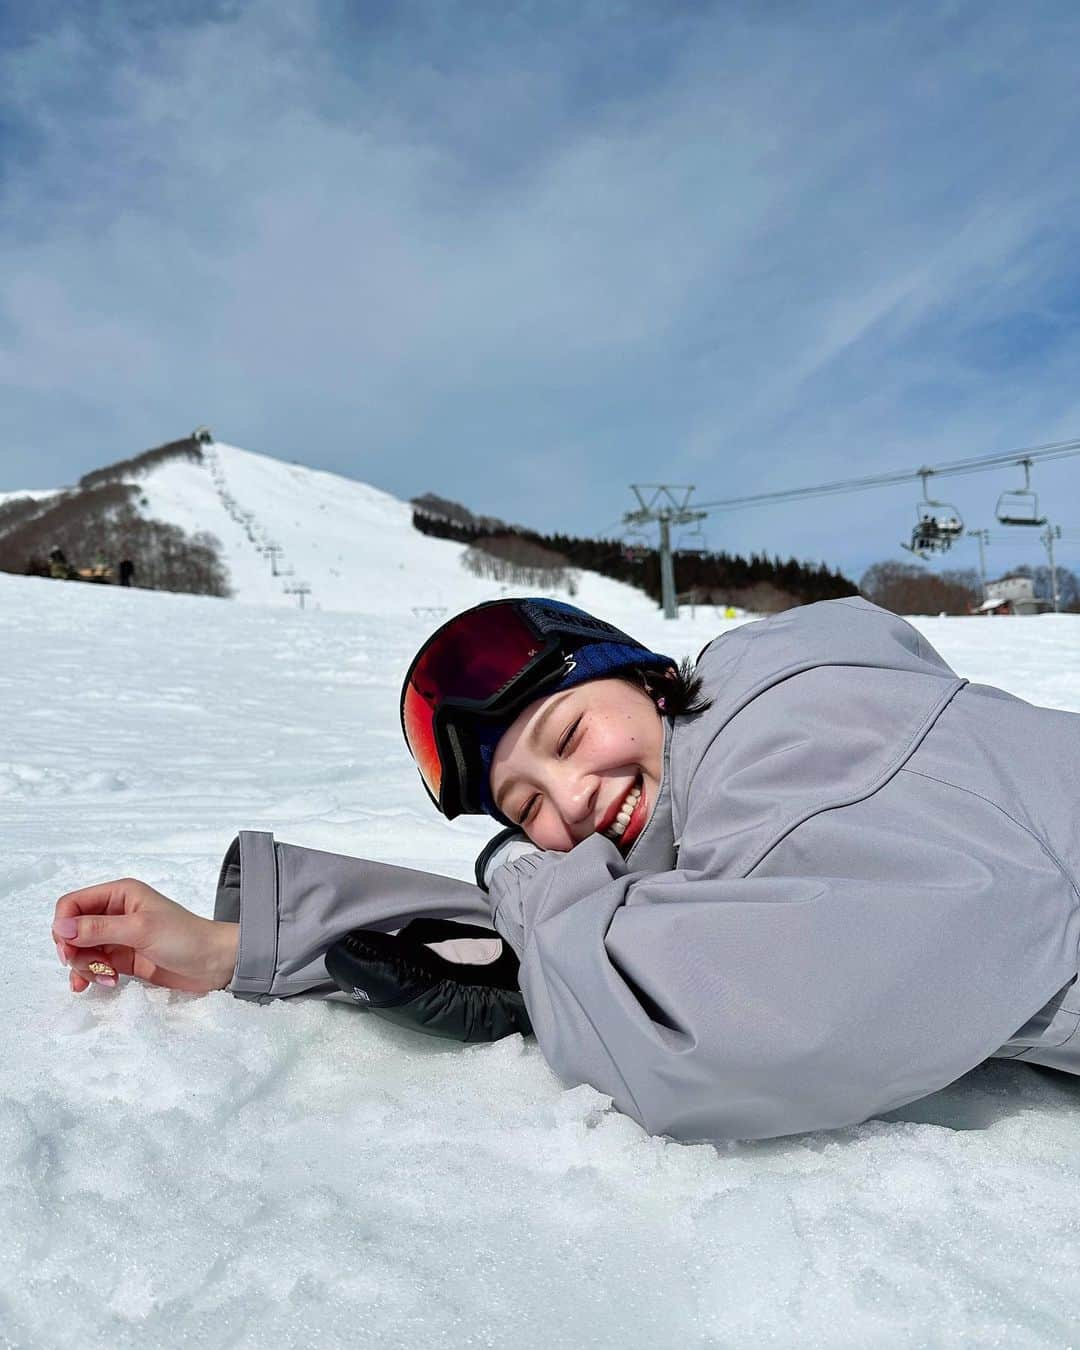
551;771;597;827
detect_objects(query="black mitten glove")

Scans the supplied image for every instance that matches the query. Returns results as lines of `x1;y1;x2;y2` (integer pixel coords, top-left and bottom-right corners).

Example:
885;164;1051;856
324;917;532;1042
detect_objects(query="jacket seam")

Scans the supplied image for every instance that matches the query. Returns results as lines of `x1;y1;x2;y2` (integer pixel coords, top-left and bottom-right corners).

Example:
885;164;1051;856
1048;1010;1080;1050
683;651;960;815
1009;1011;1080;1060
899;763;1080;918
744;677;966;877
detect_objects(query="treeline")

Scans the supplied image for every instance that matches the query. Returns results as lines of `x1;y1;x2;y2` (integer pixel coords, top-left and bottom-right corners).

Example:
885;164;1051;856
859;562;984;615
0;437;230;597
78;436;205;491
1015;563;1080;610
413;498;855;611
859;560;1080;614
462;535;581;593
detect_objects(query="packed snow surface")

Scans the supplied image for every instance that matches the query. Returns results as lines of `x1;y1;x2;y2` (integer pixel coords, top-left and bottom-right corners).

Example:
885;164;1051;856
5;571;1080;1348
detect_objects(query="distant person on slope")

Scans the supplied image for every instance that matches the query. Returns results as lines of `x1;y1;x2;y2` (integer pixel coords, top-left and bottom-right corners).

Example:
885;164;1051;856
48;547;72;580
118;558;135;587
52;597;1080;1143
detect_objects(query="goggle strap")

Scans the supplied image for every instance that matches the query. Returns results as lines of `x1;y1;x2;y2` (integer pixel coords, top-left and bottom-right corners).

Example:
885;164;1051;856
520;600;634;647
441;719;474;815
479;648;573;716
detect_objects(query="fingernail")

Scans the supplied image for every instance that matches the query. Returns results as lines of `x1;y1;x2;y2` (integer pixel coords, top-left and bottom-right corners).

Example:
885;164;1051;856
55;918;77;939
94;975;117;988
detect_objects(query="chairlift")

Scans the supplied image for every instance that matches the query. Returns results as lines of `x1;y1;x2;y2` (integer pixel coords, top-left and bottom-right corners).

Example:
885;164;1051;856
995;458;1047;527
676;522;708;556
621;527;651;565
900;469;964;559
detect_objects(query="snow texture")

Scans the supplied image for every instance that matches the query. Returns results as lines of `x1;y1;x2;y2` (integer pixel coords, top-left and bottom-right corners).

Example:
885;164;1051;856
4;447;1080;1348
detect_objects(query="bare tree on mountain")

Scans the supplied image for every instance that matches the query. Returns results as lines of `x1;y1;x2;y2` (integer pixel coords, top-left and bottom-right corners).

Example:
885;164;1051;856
1010;564;1080;612
462;536;580;594
859;562;981;615
0;437;230;597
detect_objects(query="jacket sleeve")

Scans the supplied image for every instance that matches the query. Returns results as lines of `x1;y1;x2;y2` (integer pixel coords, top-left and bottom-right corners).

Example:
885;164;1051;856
488;826;1077;1144
213;831;495;1001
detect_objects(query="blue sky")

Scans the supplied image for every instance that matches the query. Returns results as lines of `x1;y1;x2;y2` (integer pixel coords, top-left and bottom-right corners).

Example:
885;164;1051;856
3;0;1080;580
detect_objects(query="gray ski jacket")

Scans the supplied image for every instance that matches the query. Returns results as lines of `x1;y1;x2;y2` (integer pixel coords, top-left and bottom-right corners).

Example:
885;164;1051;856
214;597;1080;1142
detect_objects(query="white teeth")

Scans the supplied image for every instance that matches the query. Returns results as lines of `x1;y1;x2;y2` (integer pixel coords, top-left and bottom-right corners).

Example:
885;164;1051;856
603;785;641;840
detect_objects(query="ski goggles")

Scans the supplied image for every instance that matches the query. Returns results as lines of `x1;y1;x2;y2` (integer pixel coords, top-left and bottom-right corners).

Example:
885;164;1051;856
401;598;669;819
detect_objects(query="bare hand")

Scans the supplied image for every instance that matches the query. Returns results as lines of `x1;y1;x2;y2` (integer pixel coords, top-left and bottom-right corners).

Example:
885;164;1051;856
52;878;239;994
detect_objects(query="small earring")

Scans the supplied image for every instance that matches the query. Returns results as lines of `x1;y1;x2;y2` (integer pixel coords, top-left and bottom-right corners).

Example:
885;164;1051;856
656;696;667;711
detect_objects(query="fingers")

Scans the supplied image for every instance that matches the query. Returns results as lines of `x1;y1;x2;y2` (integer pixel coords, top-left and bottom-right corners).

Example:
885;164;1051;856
53;883;145;991
55;938;123;988
52;908;145;953
54;878;141;925
68;966;114;993
52;879;135;962
54;923;131;975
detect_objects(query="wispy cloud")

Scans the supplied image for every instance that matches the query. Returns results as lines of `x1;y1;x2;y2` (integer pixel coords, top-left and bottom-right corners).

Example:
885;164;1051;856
3;0;1080;577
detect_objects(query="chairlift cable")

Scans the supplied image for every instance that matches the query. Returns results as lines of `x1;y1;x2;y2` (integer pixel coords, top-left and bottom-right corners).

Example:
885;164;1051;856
693;437;1080;512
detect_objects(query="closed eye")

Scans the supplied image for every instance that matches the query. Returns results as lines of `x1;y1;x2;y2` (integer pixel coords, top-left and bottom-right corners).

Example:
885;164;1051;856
517;794;539;826
558;716;582;756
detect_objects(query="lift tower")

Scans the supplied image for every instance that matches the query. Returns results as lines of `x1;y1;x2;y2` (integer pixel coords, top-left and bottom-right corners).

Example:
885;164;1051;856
624;485;708;619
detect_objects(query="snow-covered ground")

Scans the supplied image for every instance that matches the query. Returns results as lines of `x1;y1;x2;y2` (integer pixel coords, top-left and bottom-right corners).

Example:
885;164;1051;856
5;570;1080;1348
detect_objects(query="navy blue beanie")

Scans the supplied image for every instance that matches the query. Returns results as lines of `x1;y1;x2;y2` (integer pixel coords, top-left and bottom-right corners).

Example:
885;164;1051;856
471;606;674;821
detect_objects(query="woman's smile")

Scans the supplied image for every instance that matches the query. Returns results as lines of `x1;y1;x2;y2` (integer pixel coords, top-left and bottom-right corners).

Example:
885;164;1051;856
606;779;647;852
599;777;640;838
489;678;664;853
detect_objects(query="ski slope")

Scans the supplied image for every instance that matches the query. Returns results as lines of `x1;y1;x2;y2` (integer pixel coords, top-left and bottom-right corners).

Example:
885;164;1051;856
4;572;1080;1347
5;437;672;619
130;439;669;619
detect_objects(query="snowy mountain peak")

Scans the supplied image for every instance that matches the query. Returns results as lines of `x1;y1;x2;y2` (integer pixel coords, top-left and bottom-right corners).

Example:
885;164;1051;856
95;437;659;619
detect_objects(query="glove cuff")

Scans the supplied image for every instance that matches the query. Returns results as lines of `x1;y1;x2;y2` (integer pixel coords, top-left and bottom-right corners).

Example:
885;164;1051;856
325;926;532;1042
474;826;542;891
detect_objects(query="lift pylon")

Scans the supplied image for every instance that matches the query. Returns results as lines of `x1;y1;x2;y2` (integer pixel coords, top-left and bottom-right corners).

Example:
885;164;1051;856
624;485;707;619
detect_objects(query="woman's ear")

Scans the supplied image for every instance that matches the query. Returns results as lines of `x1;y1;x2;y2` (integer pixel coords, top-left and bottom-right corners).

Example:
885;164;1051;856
644;666;678;709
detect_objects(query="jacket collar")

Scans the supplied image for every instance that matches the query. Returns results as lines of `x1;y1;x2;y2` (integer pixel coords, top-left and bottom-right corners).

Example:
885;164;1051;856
623;716;678;872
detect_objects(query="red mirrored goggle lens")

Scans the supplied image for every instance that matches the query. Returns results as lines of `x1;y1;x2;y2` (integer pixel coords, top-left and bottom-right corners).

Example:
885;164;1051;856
402;603;553;806
401;681;443;803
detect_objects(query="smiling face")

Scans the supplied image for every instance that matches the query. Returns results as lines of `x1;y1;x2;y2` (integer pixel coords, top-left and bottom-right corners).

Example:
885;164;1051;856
488;676;666;853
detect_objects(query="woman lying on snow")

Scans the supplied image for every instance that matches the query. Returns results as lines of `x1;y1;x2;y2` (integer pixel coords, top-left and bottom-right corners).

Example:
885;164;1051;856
51;597;1080;1143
